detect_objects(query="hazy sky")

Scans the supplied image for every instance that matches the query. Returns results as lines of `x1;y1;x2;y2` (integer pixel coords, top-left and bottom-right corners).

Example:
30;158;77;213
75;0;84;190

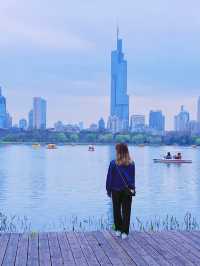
1;0;200;129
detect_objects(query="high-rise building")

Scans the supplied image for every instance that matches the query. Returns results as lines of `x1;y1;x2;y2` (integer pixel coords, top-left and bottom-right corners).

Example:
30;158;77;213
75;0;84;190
174;105;190;132
28;110;34;129
5;113;12;129
107;115;122;133
98;118;105;131
0;87;7;128
149;110;165;132
19;119;27;130
130;115;145;132
187;120;200;135
33;97;47;129
197;97;200;123
110;28;129;131
54;121;64;132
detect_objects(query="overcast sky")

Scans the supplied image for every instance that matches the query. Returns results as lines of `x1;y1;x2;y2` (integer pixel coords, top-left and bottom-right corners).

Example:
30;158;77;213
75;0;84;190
1;0;200;129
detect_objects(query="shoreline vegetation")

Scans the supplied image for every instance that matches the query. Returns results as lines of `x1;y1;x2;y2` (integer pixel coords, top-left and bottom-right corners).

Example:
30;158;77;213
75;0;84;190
0;129;200;146
0;212;199;233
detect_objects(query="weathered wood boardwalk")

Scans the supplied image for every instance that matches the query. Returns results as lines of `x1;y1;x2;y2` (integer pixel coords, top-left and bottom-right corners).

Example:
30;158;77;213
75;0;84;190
0;231;200;265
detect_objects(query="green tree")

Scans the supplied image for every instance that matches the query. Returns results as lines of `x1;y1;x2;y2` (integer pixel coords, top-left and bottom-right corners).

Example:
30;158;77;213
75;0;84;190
69;133;79;143
55;132;67;143
98;134;113;143
115;134;131;143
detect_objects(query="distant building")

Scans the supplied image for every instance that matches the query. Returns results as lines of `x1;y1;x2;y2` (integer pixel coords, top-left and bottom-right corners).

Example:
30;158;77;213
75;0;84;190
0;87;12;129
54;121;64;132
130;115;145;132
98;118;105;131
187;120;200;135
78;121;84;131
89;123;98;132
110;28;129;131
174;105;190;132
33;97;47;129
64;124;80;133
5;113;12;129
0;87;7;128
107;115;122;133
197;97;200;123
19;119;27;130
28;110;34;129
149;110;165;132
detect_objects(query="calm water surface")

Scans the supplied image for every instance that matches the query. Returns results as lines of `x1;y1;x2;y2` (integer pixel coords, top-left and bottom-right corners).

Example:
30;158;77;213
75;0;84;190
0;144;199;231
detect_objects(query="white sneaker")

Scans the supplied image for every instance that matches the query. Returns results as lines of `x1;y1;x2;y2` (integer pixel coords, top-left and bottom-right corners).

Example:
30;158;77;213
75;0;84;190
115;230;121;237
121;233;128;240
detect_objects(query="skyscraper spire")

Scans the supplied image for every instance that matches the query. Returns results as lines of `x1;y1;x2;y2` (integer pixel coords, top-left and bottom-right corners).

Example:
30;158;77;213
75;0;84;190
117;25;119;41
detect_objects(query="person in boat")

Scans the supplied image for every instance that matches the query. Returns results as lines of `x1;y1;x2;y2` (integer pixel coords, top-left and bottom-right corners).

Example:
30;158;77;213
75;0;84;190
106;143;135;240
174;152;182;160
165;152;172;159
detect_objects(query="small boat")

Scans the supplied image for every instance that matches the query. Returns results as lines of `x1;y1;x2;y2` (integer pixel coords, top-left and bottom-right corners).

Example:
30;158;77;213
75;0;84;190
88;145;95;151
153;159;192;164
32;143;40;148
138;144;145;147
47;144;57;149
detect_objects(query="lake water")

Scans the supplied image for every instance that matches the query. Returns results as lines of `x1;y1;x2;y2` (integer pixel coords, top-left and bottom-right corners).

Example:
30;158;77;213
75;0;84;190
0;144;199;231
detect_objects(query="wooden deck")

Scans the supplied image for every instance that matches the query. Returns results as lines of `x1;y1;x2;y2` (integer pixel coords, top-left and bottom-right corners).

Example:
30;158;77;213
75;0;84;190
0;231;200;265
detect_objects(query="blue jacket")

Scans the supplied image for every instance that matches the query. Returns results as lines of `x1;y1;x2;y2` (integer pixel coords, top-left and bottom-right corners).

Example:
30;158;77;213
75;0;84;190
106;160;135;195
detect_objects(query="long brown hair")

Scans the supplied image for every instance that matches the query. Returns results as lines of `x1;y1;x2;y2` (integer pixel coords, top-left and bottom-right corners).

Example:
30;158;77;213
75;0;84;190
115;143;132;165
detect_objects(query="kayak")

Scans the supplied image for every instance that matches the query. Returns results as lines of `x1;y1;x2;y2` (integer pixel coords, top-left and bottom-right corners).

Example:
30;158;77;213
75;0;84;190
153;159;192;164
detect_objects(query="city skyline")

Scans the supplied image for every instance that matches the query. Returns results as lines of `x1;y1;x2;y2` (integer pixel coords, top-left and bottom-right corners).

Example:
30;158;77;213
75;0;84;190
1;0;200;128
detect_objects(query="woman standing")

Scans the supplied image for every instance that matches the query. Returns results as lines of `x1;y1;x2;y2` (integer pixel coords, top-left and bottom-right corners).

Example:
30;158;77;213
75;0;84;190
106;143;135;239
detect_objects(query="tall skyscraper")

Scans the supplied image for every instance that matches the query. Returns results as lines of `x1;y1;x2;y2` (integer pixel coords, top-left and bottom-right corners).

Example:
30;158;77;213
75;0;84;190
33;97;47;129
149;110;165;132
28;110;34;129
197;97;200;123
110;28;129;131
174;105;190;132
0;87;12;129
0;87;7;128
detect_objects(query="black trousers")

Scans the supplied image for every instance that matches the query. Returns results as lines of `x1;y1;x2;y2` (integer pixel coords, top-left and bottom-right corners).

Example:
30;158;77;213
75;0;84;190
111;190;132;234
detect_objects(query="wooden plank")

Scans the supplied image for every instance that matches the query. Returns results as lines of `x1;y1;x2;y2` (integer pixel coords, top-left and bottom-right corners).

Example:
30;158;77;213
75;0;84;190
75;232;100;265
108;231;148;266
27;233;39;266
39;233;51;266
157;231;200;265
0;234;10;265
164;231;200;260
66;231;88;266
84;231;112;265
48;232;63;266
147;232;194;266
93;231;125;266
15;233;29;266
134;232;174;261
164;231;200;262
129;232;170;266
57;232;76;266
2;233;19;266
103;231;136;266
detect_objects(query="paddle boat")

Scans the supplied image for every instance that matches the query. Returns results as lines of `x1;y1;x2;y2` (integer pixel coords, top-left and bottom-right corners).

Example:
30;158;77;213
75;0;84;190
88;145;95;151
32;143;41;148
47;144;57;149
153;158;192;164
